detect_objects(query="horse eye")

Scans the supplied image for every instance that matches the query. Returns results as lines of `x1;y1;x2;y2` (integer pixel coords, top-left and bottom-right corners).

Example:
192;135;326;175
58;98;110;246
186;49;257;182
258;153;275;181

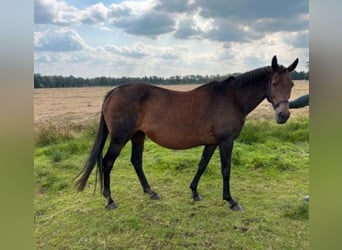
272;82;277;87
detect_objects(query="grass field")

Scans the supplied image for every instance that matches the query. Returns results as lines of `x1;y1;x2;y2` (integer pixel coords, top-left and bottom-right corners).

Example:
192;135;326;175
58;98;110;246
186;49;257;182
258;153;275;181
34;84;309;249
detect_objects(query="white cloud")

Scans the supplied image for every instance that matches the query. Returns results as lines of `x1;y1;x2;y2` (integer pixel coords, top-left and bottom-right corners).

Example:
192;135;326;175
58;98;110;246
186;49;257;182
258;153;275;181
34;0;309;77
34;29;88;51
34;54;55;63
104;43;150;58
34;0;79;25
155;0;195;13
119;0;157;15
114;10;175;36
174;11;214;39
221;32;308;71
34;0;308;42
79;2;109;24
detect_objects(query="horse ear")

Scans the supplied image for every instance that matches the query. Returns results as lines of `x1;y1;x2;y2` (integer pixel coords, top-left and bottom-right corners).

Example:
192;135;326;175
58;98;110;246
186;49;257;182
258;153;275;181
287;58;299;72
271;55;279;71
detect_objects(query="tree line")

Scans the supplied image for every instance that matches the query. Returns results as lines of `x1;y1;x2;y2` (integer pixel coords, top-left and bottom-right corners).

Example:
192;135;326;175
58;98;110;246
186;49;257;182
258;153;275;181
34;71;309;88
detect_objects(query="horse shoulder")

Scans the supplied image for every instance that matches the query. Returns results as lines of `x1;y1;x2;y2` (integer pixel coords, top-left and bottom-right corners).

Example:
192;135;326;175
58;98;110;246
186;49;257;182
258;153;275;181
205;87;245;140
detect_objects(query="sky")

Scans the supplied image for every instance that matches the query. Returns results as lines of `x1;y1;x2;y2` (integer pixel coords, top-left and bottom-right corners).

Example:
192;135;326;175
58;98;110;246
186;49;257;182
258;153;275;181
34;0;309;78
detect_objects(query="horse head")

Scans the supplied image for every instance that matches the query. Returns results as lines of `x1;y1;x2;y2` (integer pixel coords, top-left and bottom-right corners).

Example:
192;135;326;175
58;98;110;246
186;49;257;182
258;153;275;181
267;55;299;124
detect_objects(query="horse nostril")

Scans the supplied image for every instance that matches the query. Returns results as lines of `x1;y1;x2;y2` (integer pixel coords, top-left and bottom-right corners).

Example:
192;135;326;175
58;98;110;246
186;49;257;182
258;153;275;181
277;111;290;123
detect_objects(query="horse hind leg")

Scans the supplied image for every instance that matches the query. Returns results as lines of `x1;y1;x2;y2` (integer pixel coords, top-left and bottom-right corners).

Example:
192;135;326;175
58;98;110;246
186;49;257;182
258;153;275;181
102;137;127;209
131;131;160;200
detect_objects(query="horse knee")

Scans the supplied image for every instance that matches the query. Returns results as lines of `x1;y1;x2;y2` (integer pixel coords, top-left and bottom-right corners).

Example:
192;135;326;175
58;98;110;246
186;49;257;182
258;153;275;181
221;167;230;177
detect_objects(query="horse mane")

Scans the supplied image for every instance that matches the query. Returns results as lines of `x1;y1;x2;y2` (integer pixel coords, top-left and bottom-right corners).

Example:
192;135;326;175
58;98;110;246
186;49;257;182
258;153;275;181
235;66;272;87
203;76;236;93
235;65;287;87
202;64;288;93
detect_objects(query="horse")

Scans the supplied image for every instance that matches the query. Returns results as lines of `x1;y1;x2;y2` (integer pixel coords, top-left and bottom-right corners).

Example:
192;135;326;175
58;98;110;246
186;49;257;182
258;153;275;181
75;55;299;211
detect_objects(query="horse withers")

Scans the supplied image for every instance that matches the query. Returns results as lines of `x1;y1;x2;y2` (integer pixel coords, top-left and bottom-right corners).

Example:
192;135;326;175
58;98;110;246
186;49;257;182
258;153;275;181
75;55;299;211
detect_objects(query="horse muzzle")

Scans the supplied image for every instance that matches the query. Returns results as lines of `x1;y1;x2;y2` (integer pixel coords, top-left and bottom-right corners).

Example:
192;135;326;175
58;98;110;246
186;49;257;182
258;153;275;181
275;110;290;124
271;99;290;124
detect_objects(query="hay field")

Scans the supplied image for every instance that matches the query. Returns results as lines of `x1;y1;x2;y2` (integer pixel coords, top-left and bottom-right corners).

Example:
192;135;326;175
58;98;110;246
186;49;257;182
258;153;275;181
34;80;309;126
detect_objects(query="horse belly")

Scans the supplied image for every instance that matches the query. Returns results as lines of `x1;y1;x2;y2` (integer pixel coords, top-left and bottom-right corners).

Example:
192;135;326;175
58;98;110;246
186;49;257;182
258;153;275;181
144;126;215;150
137;89;216;149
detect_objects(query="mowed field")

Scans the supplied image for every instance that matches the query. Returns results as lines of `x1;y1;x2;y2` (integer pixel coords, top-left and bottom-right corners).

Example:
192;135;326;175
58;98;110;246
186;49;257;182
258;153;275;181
34;80;309;126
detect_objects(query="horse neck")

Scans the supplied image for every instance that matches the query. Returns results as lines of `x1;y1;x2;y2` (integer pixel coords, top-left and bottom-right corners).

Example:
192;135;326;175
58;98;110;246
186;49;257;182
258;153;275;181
234;66;272;115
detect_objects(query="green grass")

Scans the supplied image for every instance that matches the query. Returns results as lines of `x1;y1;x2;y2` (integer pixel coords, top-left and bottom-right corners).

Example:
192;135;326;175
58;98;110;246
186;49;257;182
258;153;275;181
34;117;309;249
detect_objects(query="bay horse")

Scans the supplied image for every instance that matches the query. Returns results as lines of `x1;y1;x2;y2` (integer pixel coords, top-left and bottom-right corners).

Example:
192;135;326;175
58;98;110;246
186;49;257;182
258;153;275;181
75;55;299;211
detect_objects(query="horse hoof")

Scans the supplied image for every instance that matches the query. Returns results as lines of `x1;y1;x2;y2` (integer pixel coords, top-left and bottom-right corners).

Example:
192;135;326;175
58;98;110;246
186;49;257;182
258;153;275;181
230;203;242;211
105;202;118;210
193;195;202;201
150;193;160;200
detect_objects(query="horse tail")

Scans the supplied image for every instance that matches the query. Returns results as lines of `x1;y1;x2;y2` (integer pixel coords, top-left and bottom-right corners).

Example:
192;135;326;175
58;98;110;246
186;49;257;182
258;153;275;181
75;112;108;192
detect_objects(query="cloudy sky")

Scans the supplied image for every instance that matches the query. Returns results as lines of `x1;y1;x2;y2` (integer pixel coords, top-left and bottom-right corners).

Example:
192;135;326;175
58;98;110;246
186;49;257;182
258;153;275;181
34;0;309;78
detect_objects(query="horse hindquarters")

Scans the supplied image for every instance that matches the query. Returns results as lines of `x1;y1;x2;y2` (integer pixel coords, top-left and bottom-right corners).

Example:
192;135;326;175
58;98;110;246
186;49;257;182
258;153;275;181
101;86;159;208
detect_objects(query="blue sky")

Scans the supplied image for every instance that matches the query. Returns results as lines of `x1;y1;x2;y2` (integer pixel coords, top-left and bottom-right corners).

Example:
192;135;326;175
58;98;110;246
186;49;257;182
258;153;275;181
34;0;309;78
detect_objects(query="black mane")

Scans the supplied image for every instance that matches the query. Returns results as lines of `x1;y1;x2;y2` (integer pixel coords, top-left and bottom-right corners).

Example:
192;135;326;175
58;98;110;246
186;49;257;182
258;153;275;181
235;66;272;86
235;65;287;87
205;76;236;92
204;63;290;93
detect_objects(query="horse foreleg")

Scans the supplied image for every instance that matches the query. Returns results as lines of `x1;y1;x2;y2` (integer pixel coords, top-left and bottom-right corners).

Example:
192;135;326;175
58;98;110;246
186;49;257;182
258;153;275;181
131;131;160;200
219;138;242;211
189;144;217;201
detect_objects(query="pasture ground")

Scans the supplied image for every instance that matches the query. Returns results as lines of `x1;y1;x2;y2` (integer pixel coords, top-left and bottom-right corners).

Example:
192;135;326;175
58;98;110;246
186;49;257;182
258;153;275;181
34;82;309;249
